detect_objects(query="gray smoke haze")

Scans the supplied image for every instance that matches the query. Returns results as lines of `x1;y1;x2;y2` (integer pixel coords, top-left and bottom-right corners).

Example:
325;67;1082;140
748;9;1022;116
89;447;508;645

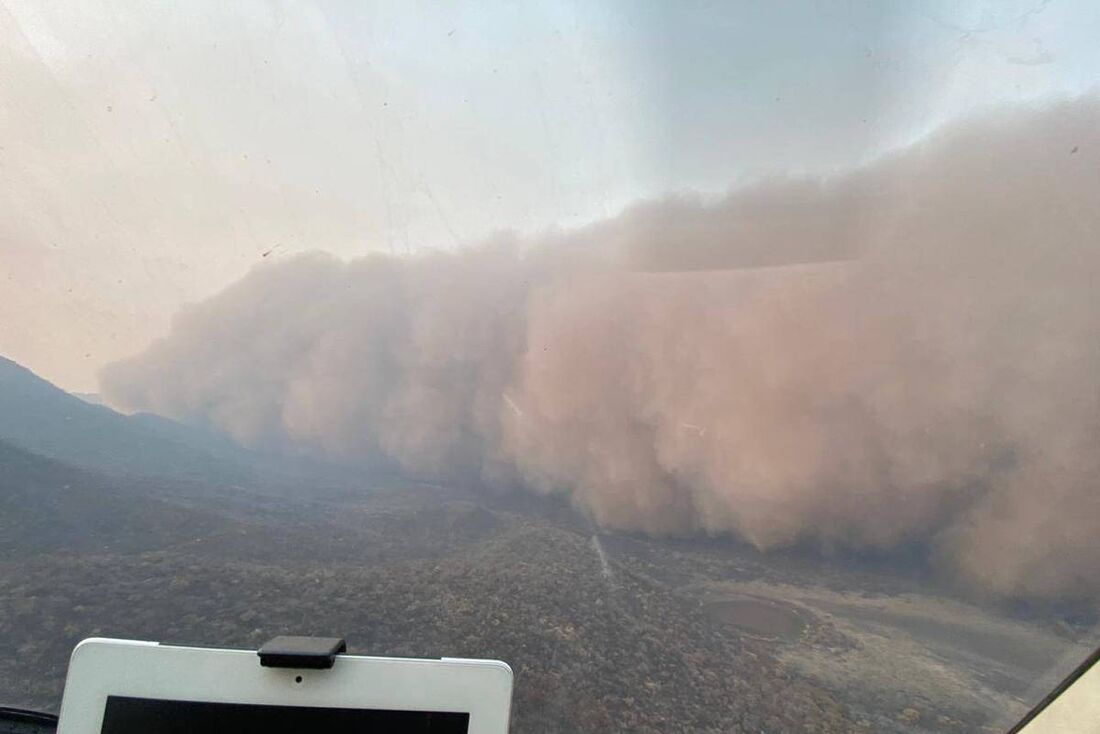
102;97;1100;600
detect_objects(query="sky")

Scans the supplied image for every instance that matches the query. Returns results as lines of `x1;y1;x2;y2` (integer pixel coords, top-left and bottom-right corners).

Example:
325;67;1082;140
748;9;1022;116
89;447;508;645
1;0;1098;392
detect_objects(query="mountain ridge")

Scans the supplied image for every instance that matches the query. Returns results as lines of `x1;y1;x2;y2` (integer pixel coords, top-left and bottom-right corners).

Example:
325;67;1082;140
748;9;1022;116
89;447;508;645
0;355;256;481
0;354;355;489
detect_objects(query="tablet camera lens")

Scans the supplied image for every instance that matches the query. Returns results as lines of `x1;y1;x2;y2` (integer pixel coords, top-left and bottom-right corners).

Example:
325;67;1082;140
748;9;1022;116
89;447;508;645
295;676;302;684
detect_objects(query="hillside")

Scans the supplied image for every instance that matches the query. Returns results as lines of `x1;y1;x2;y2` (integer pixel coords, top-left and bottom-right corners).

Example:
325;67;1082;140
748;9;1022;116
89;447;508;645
0;427;858;732
0;439;233;556
1;448;1076;732
0;356;354;490
0;494;857;734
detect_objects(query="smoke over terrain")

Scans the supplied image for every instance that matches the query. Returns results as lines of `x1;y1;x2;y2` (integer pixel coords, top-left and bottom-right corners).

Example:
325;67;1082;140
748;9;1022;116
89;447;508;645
103;97;1100;600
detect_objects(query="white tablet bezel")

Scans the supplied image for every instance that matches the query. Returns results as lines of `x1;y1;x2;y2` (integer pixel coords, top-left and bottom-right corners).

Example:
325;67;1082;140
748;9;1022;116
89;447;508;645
57;638;512;734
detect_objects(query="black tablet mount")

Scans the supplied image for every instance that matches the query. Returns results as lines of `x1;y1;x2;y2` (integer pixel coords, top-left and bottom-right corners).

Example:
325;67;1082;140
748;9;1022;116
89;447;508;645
258;636;347;670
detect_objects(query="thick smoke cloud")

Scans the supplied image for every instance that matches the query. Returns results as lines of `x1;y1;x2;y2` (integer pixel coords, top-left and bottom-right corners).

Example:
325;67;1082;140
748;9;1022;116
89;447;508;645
102;97;1100;600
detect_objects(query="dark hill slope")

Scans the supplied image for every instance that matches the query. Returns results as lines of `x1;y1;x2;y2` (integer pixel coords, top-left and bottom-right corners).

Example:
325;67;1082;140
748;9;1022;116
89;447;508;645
0;355;259;483
0;438;231;555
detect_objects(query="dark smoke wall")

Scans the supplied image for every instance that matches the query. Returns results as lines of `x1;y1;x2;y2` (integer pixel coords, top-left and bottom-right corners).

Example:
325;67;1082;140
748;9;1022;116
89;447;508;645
102;97;1100;600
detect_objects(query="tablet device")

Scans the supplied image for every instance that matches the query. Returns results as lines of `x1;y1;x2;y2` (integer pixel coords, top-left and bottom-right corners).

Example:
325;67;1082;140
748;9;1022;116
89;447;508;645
57;638;513;734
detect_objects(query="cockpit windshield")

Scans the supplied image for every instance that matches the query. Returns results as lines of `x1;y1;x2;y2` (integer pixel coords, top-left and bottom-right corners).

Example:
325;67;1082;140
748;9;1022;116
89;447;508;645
2;2;1099;732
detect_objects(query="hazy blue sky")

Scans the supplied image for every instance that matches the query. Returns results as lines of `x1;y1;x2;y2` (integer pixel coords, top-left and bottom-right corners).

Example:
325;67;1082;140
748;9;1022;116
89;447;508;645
2;0;1098;390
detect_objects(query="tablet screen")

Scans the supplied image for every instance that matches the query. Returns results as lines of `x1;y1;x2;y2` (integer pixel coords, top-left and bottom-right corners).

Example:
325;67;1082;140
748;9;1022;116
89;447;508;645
100;695;470;733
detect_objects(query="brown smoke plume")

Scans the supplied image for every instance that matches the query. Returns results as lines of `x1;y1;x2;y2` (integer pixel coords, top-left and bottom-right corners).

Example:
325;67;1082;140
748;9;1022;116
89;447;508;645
102;97;1100;600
